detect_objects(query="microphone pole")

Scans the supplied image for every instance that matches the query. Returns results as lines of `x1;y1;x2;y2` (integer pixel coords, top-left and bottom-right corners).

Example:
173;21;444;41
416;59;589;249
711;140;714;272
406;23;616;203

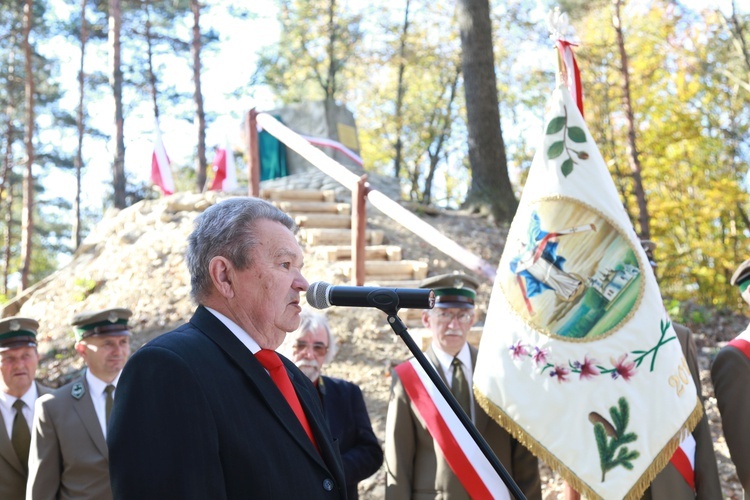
378;299;526;500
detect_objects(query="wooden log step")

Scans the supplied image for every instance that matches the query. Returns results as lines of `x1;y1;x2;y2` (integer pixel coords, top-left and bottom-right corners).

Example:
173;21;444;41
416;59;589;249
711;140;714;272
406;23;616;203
300;228;384;246
315;245;402;262
294;214;351;229
261;188;336;202
332;260;428;280
274;201;351;215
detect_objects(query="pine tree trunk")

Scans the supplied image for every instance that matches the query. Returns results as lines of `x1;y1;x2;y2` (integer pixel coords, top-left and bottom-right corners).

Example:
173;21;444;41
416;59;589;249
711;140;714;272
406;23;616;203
19;0;35;291
74;0;88;249
457;0;517;225
191;0;207;191
613;0;650;239
109;0;126;208
392;0;411;180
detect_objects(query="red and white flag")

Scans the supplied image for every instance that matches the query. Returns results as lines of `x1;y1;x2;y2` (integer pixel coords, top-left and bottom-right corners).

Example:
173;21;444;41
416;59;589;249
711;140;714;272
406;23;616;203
151;127;175;196
209;144;238;192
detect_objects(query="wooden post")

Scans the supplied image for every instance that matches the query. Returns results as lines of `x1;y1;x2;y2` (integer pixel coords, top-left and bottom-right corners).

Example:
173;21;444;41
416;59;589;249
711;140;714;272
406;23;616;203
245;108;260;197
352;175;368;286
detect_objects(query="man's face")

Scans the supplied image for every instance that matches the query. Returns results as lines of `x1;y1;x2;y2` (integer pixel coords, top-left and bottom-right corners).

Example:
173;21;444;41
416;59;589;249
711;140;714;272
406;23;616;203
0;346;39;397
76;334;131;383
423;307;476;356
227;219;309;349
290;325;329;382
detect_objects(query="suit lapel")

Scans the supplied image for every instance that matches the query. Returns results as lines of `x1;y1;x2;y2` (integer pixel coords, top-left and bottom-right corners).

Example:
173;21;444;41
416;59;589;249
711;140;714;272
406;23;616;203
190;307;326;467
0;409;24;474
70;376;108;457
425;346;450;387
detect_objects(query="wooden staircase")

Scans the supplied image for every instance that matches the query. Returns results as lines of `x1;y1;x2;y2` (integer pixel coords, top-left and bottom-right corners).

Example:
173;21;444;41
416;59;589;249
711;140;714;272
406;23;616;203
262;188;429;286
261;187;482;347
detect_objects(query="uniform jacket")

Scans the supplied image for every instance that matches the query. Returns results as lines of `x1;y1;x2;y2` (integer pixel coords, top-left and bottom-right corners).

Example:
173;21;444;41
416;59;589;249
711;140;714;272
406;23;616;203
642;323;722;499
318;375;383;499
107;305;347;500
385;344;542;500
27;372;114;500
711;326;750;500
0;382;50;500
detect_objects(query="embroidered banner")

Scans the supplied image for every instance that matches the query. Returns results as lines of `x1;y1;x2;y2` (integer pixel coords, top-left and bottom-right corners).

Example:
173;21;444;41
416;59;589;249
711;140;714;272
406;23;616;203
395;359;511;500
473;85;702;499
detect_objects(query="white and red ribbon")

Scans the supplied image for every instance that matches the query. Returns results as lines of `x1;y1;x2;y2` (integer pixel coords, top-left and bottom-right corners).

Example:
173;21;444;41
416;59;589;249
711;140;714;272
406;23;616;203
669;433;696;491
151;126;175;196
556;40;584;117
394;359;511;500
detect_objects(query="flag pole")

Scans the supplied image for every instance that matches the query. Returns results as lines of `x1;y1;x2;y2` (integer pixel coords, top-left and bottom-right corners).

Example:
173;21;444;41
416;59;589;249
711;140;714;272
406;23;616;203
385;310;526;500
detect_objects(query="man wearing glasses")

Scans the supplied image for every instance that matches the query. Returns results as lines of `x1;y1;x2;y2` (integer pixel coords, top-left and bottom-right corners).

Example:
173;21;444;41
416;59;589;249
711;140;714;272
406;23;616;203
279;309;382;499
385;272;541;499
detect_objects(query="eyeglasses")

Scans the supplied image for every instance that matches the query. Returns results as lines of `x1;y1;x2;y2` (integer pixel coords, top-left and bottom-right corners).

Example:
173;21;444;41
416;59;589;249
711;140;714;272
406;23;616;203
293;341;328;355
432;310;474;324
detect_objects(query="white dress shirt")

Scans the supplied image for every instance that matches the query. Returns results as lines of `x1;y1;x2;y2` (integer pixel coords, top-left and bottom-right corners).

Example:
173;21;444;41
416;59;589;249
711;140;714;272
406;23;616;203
205;307;261;354
85;369;121;438
430;341;475;422
0;383;38;439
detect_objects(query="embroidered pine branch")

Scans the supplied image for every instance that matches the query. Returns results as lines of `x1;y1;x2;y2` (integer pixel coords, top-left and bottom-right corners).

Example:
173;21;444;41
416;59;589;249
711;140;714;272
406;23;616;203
591;397;640;482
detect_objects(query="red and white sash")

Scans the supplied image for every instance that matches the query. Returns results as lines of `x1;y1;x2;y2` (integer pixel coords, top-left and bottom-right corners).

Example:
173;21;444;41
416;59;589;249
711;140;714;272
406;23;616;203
395;358;511;500
669;433;696;491
729;328;750;359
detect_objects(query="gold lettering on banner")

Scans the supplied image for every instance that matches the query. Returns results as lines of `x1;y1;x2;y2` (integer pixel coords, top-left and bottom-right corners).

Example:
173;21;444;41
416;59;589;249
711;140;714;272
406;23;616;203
668;358;690;397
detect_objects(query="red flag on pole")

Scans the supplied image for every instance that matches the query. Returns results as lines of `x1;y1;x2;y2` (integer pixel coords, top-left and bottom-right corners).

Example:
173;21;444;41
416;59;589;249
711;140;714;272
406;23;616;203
151;126;175;195
209;144;238;192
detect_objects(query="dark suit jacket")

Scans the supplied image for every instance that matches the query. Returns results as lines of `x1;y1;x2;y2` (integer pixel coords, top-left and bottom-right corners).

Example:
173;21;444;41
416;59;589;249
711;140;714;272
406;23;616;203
108;306;347;500
318;375;383;499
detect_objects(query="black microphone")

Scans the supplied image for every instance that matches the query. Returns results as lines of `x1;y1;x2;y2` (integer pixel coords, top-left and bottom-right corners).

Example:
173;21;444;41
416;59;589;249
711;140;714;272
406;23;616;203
307;281;435;311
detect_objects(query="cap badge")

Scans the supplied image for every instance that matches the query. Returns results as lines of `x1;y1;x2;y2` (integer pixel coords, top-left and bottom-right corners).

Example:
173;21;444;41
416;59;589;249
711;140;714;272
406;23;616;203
455;279;465;288
9;320;21;331
71;382;85;400
107;312;119;323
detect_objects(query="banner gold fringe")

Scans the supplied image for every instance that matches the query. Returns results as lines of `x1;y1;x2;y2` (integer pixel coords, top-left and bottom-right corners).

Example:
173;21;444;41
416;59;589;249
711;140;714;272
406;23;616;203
475;390;703;500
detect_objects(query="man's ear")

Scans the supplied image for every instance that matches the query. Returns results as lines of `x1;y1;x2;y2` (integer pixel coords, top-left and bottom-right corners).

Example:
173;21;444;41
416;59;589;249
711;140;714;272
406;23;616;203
74;341;87;356
209;256;235;299
421;310;431;328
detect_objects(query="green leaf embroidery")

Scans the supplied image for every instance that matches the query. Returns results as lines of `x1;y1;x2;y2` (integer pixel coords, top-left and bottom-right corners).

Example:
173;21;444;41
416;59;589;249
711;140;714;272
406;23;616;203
561;159;573;177
548;141;564;159
546;116;566;134
568;126;586;143
544;105;590;176
590;397;640;482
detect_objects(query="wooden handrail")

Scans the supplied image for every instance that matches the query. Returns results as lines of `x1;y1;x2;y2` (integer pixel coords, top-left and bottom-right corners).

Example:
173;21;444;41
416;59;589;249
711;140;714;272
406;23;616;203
253;112;497;283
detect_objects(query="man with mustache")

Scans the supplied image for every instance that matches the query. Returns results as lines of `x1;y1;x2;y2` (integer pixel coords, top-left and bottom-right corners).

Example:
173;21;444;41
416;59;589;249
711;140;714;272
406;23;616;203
27;307;133;499
385;272;541;499
0;317;49;500
279;309;383;499
107;197;346;499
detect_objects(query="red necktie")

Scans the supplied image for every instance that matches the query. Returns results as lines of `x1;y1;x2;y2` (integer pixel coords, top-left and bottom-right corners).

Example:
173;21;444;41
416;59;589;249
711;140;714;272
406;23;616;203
255;349;318;449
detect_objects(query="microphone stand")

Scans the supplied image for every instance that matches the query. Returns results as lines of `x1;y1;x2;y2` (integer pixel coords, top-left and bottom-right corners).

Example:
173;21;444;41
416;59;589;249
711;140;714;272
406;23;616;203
383;308;526;500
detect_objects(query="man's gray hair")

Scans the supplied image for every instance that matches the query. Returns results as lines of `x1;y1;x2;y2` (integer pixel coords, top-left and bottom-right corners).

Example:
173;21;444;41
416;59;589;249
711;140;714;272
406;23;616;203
186;197;296;302
281;308;339;363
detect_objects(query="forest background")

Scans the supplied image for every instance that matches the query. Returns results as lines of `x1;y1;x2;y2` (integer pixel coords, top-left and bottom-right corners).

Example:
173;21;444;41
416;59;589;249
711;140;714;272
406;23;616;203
1;0;750;325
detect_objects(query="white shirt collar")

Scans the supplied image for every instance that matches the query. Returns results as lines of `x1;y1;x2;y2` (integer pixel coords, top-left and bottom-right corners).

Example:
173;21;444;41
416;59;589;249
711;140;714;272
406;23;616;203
204;306;261;354
85;368;121;394
0;382;38;412
431;340;472;373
